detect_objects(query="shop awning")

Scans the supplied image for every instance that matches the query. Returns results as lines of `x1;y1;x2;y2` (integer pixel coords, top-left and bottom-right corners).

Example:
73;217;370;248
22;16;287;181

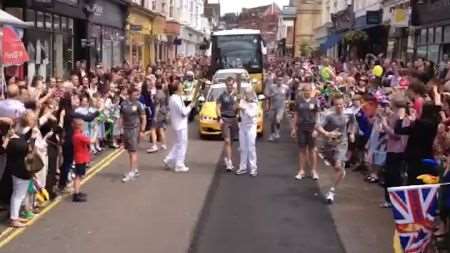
0;9;29;27
320;33;343;51
2;26;29;66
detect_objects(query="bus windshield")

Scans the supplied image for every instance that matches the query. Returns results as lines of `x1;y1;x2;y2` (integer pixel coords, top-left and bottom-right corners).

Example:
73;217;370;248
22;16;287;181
212;35;262;73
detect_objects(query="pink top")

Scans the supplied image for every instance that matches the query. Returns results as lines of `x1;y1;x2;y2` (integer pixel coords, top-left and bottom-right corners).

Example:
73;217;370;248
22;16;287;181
414;97;424;119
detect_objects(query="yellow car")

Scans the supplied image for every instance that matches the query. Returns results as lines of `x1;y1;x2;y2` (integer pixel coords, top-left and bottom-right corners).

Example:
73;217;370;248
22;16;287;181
198;82;265;138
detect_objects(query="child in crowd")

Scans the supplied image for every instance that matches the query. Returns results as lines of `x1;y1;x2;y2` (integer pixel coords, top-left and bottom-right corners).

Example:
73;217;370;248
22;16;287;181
72;118;96;202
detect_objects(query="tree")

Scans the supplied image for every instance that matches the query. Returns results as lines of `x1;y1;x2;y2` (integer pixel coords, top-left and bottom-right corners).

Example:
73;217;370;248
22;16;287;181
343;30;368;60
299;41;313;57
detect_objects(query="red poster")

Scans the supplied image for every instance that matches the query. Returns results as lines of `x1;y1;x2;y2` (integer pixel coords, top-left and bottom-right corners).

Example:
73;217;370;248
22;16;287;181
2;26;29;66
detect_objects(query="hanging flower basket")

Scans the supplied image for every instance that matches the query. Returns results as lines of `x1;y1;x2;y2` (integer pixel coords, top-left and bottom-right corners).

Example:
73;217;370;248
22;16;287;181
343;30;369;45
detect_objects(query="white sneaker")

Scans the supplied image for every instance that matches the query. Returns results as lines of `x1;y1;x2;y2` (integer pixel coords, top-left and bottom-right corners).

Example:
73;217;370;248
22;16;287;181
250;169;258;177
267;134;274;142
235;168;247;175
224;158;234;171
146;145;159;153
326;190;335;204
295;173;304;180
163;158;173;170
274;132;281;139
122;171;135;183
174;166;189;173
133;169;141;177
160;144;167;150
312;171;319;181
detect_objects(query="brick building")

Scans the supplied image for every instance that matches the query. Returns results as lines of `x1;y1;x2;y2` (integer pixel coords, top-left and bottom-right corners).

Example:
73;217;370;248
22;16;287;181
238;4;281;53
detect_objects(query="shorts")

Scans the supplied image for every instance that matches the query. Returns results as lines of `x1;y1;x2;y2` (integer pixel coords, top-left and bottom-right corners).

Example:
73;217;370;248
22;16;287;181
123;127;139;152
271;107;285;124
321;141;348;167
297;129;315;149
74;163;87;177
221;117;238;140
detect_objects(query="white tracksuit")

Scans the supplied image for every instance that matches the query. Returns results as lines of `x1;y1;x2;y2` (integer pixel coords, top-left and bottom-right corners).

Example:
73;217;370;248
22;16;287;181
166;94;192;168
238;99;258;171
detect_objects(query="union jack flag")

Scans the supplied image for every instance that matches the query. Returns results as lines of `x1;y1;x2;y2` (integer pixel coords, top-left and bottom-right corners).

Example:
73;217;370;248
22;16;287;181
388;184;439;253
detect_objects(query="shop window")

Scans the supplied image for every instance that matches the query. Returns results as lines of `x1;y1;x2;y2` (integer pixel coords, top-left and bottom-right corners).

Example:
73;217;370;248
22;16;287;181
435;27;442;44
68;18;74;34
444;26;450;43
428;45;439;63
36;11;44;29
61;16;67;32
417;46;427;58
419;29;427;45
44;13;52;30
428;28;434;44
26;10;35;27
53;14;60;31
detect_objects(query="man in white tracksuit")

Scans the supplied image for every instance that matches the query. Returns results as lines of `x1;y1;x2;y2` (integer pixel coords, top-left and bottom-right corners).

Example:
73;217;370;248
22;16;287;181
164;81;193;172
235;89;259;176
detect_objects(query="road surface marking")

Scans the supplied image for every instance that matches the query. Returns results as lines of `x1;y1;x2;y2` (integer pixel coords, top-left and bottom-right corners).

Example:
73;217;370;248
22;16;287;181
0;149;124;248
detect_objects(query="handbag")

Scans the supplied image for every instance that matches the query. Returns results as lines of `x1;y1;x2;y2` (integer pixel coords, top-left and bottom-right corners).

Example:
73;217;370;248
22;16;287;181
25;138;44;174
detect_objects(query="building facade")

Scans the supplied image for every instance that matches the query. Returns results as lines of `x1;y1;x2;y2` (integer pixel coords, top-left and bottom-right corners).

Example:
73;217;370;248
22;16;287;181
294;0;322;57
3;0;127;81
412;0;450;64
278;3;296;57
238;4;281;54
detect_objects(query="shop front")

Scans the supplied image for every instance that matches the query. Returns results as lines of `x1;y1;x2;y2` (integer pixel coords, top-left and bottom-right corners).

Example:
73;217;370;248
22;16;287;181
86;0;127;70
383;1;411;61
127;5;154;68
164;20;181;61
354;10;388;57
153;15;167;63
325;6;354;59
412;0;450;63
3;0;86;80
179;25;203;57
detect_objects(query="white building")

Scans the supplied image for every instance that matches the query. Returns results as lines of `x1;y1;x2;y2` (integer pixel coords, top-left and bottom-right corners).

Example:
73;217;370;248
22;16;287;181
177;0;209;57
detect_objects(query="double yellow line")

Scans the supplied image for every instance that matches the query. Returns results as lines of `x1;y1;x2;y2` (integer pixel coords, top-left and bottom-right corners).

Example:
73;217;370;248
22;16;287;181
0;148;124;248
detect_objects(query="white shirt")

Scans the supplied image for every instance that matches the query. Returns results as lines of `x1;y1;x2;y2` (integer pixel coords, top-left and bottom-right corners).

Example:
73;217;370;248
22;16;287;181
0;99;26;118
168;94;192;131
239;99;258;127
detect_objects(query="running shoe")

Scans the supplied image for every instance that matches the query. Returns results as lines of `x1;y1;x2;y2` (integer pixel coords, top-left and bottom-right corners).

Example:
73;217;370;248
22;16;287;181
267;134;274;142
235;168;248;175
174;166;190;173
163;158;173;170
133;169;141;177
122;171;136;183
250;169;258;177
160;144;167;150
72;193;87;202
224;158;234;172
295;171;305;180
146;145;159;153
326;190;335;204
312;170;320;181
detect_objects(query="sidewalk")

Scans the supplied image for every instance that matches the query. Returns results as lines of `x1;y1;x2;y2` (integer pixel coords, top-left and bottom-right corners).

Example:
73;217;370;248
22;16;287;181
0;148;120;237
316;161;394;253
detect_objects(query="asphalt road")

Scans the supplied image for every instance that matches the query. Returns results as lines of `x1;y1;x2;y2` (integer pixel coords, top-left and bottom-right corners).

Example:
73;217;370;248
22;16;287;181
0;120;393;253
189;128;346;253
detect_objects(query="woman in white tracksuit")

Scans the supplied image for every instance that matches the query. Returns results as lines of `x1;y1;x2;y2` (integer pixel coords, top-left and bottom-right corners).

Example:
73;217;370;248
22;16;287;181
164;81;193;173
236;89;259;176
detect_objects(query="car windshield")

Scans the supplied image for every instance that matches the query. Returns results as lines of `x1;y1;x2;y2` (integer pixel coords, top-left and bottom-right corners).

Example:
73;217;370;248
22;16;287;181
207;87;226;102
213;72;249;83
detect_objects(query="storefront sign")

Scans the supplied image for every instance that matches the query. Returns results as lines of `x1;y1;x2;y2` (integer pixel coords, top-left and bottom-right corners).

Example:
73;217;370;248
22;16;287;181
88;0;125;29
32;0;55;8
391;8;409;27
129;25;142;31
366;10;382;25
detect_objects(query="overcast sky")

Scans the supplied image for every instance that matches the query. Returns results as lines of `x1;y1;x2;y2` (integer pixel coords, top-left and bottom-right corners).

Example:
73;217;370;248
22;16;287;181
208;0;290;15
